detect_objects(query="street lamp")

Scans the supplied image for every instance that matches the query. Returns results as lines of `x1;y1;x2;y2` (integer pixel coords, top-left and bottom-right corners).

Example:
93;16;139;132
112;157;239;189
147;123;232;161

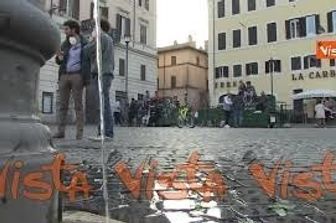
124;34;131;103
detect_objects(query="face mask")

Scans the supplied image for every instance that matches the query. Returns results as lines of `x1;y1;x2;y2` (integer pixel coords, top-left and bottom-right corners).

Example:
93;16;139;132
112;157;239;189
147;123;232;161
69;36;77;45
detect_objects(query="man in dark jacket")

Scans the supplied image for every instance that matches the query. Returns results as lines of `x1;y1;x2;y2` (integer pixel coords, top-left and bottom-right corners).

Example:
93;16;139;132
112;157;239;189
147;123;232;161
84;19;115;138
53;20;89;140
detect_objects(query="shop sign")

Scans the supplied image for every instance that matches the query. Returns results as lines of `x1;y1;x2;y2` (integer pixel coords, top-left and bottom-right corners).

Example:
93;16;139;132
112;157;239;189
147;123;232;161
292;70;336;81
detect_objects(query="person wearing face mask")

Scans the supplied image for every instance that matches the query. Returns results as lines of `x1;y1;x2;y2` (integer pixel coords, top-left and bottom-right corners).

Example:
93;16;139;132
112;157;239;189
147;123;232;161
53;20;89;140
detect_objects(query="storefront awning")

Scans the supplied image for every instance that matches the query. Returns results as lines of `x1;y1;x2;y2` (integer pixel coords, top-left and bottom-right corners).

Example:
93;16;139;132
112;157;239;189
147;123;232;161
292;89;336;100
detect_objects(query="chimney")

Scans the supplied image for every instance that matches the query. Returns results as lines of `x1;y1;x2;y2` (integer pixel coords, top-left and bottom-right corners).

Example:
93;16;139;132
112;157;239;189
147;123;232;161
204;40;209;51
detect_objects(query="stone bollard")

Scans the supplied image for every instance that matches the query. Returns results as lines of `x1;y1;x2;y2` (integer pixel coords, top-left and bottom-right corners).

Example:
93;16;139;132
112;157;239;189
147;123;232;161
0;0;60;222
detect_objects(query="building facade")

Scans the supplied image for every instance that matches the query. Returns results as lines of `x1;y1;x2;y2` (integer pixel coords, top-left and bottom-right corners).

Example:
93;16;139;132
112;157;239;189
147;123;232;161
158;37;209;110
38;0;157;123
208;0;336;108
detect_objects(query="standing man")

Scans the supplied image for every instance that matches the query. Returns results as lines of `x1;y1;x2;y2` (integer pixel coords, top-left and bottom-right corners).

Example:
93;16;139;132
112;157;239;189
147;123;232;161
84;19;115;138
113;100;122;126
54;20;89;140
222;94;233;128
232;94;244;128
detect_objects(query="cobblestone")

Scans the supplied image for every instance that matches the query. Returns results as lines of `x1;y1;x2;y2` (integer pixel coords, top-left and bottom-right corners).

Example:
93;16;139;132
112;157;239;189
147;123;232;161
51;125;336;223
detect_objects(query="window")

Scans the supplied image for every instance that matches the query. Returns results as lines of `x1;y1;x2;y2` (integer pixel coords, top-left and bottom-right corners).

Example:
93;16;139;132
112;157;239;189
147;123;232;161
248;26;257;45
59;0;67;15
286;18;301;39
220;82;225;88
139;0;142;7
331;59;336;67
116;14;131;40
145;0;149;10
215;83;218;88
218;0;225;18
233;65;242;77
196;57;200;65
286;15;320;39
116;91;127;101
267;23;277;42
171;56;177;65
266;0;275;7
327;11;336;33
140;25;147;44
291;57;302;71
226;82;231;88
233;29;241;48
218;32;226;50
141;65;146;81
248;0;256;11
171;76;176;88
303;55;321;69
138;94;144;101
215;66;229;78
246;62;258;75
119;59;125;76
265;60;281;73
100;7;109;19
61;0;79;19
306;15;316;36
42;92;53;114
232;0;240;15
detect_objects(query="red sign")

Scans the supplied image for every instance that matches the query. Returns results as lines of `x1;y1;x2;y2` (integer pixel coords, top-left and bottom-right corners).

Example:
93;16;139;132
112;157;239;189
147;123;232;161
316;40;336;59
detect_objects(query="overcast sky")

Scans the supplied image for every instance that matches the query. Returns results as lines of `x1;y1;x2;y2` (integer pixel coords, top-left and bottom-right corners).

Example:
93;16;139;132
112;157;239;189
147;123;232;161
157;0;208;48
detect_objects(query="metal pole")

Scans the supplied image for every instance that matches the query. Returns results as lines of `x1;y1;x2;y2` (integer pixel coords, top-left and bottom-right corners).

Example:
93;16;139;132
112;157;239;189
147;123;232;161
49;0;53;17
125;42;129;102
270;58;274;96
212;0;216;105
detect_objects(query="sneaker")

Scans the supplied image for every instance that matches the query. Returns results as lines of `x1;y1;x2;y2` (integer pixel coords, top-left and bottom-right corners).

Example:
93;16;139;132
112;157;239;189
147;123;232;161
53;132;65;139
224;125;231;128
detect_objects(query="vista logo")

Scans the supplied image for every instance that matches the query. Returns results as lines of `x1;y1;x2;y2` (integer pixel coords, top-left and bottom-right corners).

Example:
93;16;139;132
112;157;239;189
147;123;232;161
316;40;336;59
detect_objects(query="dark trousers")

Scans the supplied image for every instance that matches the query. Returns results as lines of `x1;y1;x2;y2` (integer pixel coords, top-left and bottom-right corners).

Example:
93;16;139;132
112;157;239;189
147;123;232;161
57;74;84;137
93;74;114;137
225;110;231;125
114;112;122;125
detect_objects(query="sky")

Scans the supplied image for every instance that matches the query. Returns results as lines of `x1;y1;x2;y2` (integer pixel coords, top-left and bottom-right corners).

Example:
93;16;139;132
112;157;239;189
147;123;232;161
157;0;208;48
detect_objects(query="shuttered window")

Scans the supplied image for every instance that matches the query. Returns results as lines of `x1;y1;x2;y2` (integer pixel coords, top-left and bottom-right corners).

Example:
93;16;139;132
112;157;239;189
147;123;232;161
233;29;241;48
327;11;336;33
233;65;242;77
246;63;258;75
248;26;257;45
232;0;240;15
248;0;256;11
218;33;226;50
267;22;277;42
218;0;225;18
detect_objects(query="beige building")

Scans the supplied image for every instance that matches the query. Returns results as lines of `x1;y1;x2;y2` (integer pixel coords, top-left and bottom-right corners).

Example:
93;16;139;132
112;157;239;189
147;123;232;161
208;0;336;109
158;37;209;110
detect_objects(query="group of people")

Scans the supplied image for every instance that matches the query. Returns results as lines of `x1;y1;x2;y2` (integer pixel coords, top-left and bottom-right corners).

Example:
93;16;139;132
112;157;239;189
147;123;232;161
53;19;115;140
127;92;180;127
314;98;336;127
222;81;268;128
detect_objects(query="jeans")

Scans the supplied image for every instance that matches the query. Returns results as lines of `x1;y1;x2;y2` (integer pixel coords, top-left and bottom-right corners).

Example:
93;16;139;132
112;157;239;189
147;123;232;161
224;110;231;125
233;109;244;127
94;74;114;137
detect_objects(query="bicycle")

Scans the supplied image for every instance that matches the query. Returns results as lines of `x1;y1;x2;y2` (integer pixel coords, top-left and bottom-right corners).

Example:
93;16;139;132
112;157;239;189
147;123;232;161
176;105;195;128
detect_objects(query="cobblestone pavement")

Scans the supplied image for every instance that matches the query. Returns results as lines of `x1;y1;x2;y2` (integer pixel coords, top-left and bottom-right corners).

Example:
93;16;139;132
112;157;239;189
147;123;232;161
50;125;336;223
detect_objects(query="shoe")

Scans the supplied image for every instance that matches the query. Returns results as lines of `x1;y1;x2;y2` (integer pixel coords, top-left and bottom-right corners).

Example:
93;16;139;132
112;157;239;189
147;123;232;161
224;125;231;128
76;131;83;140
53;132;65;139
